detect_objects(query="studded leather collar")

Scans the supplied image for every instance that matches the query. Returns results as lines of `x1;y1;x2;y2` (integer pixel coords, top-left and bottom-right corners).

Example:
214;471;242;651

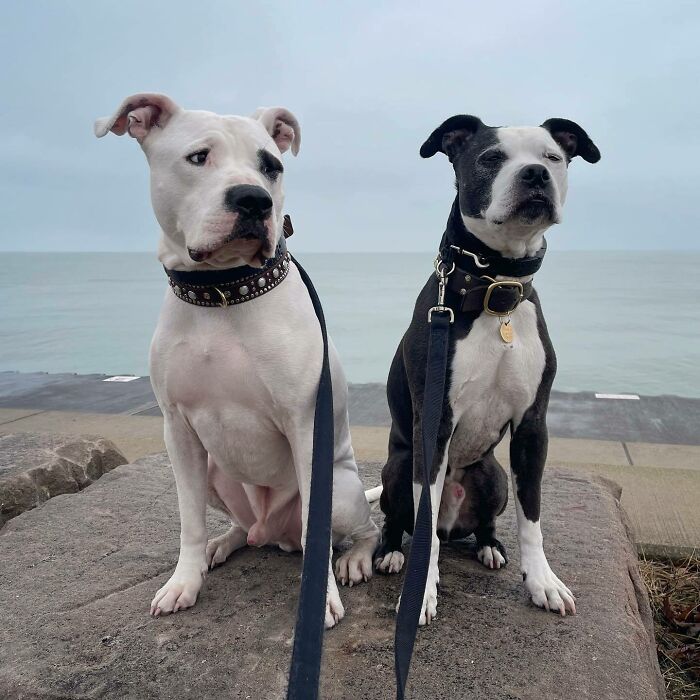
164;248;291;308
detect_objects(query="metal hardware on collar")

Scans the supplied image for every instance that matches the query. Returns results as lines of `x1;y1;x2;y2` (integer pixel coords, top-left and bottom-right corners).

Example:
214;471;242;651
482;277;524;316
449;244;490;268
430;256;455;324
212;286;228;307
428;305;454;323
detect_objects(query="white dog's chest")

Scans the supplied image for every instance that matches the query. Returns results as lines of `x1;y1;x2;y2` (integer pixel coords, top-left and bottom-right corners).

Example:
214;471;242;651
447;301;546;466
150;271;323;488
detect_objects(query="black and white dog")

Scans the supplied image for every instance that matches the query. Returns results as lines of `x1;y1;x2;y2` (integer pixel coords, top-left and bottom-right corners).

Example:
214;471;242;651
375;115;600;624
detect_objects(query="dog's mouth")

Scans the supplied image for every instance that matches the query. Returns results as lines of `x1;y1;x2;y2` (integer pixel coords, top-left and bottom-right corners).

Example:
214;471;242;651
513;192;555;222
188;217;273;265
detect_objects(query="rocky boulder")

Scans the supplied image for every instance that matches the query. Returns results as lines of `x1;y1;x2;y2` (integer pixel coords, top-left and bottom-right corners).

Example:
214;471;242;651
0;432;127;527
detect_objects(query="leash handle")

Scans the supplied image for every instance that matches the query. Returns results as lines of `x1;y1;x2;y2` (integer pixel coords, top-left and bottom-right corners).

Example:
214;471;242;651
394;311;451;699
286;255;334;700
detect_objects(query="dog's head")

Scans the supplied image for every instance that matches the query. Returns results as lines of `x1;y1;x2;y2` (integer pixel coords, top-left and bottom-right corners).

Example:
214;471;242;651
95;93;300;268
421;115;600;257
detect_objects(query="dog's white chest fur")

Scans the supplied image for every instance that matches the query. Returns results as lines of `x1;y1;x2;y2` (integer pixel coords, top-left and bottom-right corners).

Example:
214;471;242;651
448;300;545;466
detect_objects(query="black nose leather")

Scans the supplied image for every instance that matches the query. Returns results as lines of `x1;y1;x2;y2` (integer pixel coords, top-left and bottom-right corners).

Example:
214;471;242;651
224;185;273;218
520;164;550;188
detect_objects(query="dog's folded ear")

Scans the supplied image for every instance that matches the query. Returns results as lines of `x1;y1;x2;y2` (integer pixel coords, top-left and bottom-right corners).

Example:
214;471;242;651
541;118;601;163
253;107;301;156
94;93;181;143
420;115;483;161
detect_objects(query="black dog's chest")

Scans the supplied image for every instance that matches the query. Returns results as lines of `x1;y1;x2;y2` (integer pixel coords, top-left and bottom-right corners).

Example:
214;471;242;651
446;303;546;466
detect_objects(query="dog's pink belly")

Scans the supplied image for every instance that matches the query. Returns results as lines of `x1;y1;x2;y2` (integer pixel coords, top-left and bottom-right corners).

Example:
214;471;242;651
208;461;302;551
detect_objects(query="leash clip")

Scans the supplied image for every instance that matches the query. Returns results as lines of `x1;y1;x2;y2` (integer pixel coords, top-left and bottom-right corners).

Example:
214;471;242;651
429;256;455;323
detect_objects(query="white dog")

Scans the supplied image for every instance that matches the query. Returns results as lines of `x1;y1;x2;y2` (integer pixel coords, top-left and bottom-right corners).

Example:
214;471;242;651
95;93;379;628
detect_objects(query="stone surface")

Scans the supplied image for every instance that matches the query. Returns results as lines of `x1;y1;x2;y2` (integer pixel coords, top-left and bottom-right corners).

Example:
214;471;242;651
0;454;663;699
0;432;127;527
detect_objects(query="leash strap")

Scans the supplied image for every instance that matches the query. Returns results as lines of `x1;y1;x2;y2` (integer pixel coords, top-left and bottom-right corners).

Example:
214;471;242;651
394;310;451;700
286;255;334;700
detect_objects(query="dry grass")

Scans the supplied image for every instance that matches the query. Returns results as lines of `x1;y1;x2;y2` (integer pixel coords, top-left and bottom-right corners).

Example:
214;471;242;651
639;554;700;699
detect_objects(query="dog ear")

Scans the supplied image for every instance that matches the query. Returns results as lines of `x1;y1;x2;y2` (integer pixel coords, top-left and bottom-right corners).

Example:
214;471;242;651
253;107;301;156
420;115;483;161
94;93;181;143
541;118;601;163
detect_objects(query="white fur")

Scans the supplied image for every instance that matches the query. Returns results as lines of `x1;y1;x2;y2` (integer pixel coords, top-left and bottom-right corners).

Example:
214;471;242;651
464;126;569;258
449;300;546;462
511;477;576;615
96;94;378;627
477;545;506;570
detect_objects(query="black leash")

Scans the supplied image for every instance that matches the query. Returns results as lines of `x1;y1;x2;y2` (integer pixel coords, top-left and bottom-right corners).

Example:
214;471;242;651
394;262;454;699
286;254;334;700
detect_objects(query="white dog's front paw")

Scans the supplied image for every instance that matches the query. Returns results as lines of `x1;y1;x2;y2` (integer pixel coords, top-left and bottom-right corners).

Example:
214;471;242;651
150;567;206;616
375;550;405;574
522;557;576;616
325;586;345;629
335;542;374;586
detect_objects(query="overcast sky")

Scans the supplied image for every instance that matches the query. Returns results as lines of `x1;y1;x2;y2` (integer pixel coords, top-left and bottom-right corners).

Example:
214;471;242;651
1;1;698;252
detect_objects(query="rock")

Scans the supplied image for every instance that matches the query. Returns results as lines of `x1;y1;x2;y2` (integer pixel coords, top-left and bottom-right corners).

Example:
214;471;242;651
0;455;664;699
0;432;127;527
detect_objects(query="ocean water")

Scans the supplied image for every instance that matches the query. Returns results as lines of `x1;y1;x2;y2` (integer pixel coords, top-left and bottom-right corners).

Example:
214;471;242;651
1;252;698;398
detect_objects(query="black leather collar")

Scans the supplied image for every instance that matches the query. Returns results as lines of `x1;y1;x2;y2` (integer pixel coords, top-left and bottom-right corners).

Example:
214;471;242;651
164;239;290;308
440;198;547;278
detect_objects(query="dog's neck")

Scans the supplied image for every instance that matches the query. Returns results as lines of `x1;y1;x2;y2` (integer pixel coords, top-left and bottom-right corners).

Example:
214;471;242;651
441;198;547;282
443;198;547;262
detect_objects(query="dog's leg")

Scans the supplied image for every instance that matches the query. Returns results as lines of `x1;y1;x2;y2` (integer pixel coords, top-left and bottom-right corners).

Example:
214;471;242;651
288;421;345;629
333;463;380;587
472;455;509;570
150;417;209;616
408;447;449;626
510;413;576;616
396;413;451;626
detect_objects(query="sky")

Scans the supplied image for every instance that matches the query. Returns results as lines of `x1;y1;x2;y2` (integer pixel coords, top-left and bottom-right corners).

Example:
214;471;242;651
1;0;698;252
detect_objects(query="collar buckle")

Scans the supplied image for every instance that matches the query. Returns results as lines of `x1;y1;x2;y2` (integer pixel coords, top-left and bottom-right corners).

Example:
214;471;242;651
483;279;524;316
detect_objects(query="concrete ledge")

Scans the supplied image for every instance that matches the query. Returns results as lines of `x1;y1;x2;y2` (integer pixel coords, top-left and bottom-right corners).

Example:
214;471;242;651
0;455;663;699
0;432;127;527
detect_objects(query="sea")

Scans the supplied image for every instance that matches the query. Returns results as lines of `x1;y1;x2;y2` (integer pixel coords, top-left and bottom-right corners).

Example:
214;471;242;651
1;251;698;398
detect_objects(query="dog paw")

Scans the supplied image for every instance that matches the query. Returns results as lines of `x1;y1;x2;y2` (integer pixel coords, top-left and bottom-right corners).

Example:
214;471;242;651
477;541;508;570
335;547;373;587
395;574;439;626
522;560;576;616
375;550;405;574
325;587;345;629
206;527;247;569
150;568;206;616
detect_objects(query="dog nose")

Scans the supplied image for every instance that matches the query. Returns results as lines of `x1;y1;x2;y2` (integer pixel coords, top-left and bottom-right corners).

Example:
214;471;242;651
520;164;550;188
224;185;273;218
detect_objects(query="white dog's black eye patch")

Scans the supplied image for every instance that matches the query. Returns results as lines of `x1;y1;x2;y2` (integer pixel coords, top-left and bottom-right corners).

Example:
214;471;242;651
258;149;284;181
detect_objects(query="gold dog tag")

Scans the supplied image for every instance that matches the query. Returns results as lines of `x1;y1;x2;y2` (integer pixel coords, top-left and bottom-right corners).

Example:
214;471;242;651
499;320;514;343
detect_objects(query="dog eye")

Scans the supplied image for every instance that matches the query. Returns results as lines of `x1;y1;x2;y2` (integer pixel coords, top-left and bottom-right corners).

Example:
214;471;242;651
545;153;562;162
259;151;284;180
479;150;505;165
186;149;209;166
